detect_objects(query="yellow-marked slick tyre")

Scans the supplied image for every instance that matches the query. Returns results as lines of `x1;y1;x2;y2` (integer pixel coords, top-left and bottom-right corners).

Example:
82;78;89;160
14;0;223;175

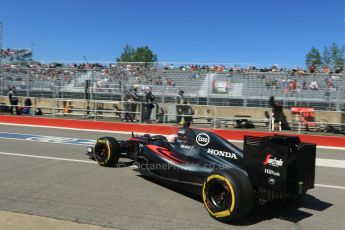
94;137;120;166
202;170;253;223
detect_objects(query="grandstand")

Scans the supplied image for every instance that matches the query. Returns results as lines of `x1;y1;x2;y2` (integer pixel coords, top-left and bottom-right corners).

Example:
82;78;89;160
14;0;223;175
0;55;344;111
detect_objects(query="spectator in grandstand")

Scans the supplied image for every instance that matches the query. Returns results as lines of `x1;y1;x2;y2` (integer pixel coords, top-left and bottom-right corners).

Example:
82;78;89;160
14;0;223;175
325;76;333;89
331;72;340;81
265;77;272;89
166;78;175;87
191;72;199;80
309;65;316;73
335;67;343;74
325;75;333;100
309;80;319;90
285;80;297;94
325;88;331;101
144;87;155;123
155;76;163;85
8;86;20;115
302;80;307;90
179;65;187;71
323;66;330;73
176;90;186;124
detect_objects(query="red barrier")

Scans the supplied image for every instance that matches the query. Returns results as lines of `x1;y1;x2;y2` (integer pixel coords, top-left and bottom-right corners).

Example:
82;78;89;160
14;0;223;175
1;115;345;147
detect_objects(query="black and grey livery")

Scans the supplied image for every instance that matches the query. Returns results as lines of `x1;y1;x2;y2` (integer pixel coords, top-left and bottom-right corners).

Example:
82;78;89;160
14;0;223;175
86;126;316;223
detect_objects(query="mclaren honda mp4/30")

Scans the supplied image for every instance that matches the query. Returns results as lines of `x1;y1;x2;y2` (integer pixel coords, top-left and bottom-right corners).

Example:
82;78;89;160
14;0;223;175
86;126;316;223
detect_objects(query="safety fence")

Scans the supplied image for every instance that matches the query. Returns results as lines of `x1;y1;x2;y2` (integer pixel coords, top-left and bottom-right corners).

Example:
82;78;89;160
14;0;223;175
1;97;344;136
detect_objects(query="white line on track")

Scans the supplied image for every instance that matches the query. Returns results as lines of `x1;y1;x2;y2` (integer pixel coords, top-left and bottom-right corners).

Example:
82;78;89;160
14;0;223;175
316;158;345;169
0;151;97;164
1;122;345;150
315;184;345;190
0;136;93;146
0;122;148;135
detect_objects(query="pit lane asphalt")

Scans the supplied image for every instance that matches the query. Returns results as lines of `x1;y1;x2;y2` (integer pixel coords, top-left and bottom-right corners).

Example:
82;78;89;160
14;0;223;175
0;124;344;230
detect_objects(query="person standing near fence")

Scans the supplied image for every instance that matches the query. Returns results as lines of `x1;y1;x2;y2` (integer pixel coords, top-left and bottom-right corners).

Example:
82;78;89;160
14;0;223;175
130;87;140;122
123;90;133;122
144;86;155;123
8;86;20;115
176;90;186;124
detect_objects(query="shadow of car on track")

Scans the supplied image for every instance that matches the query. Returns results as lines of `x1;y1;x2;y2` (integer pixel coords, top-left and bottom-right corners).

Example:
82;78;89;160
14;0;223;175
235;194;333;226
135;173;333;225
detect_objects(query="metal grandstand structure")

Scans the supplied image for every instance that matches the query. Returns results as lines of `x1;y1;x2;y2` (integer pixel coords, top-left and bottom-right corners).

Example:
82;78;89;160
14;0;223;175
1;61;344;111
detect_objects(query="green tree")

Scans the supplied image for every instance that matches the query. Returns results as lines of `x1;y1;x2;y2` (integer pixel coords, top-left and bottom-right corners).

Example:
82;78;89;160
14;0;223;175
116;44;135;62
322;42;345;70
133;46;158;62
305;47;321;68
116;44;157;63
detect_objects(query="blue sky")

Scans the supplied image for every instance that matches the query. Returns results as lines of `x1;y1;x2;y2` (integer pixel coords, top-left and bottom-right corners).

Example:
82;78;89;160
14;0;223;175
1;0;344;67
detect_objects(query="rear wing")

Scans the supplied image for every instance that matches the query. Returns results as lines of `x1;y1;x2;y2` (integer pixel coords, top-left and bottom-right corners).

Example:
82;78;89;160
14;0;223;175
243;135;316;200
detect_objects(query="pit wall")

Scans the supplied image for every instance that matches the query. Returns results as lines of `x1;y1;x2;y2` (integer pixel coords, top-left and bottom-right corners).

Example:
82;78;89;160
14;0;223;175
0;96;344;124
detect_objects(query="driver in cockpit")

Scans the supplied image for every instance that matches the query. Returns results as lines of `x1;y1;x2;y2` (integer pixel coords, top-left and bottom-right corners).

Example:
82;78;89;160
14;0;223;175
166;122;191;143
166;122;197;157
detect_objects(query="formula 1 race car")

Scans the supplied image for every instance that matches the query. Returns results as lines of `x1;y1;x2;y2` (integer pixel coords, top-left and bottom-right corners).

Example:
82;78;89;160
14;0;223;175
86;126;316;223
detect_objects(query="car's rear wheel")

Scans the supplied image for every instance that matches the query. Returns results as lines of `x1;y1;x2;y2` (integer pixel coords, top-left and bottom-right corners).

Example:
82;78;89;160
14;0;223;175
202;170;253;223
94;137;120;166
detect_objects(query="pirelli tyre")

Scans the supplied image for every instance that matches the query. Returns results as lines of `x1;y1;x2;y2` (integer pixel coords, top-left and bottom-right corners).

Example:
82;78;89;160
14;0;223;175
94;137;120;166
202;170;253;223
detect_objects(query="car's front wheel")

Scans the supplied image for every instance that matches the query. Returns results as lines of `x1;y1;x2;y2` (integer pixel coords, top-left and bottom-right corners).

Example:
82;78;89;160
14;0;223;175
93;137;120;166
